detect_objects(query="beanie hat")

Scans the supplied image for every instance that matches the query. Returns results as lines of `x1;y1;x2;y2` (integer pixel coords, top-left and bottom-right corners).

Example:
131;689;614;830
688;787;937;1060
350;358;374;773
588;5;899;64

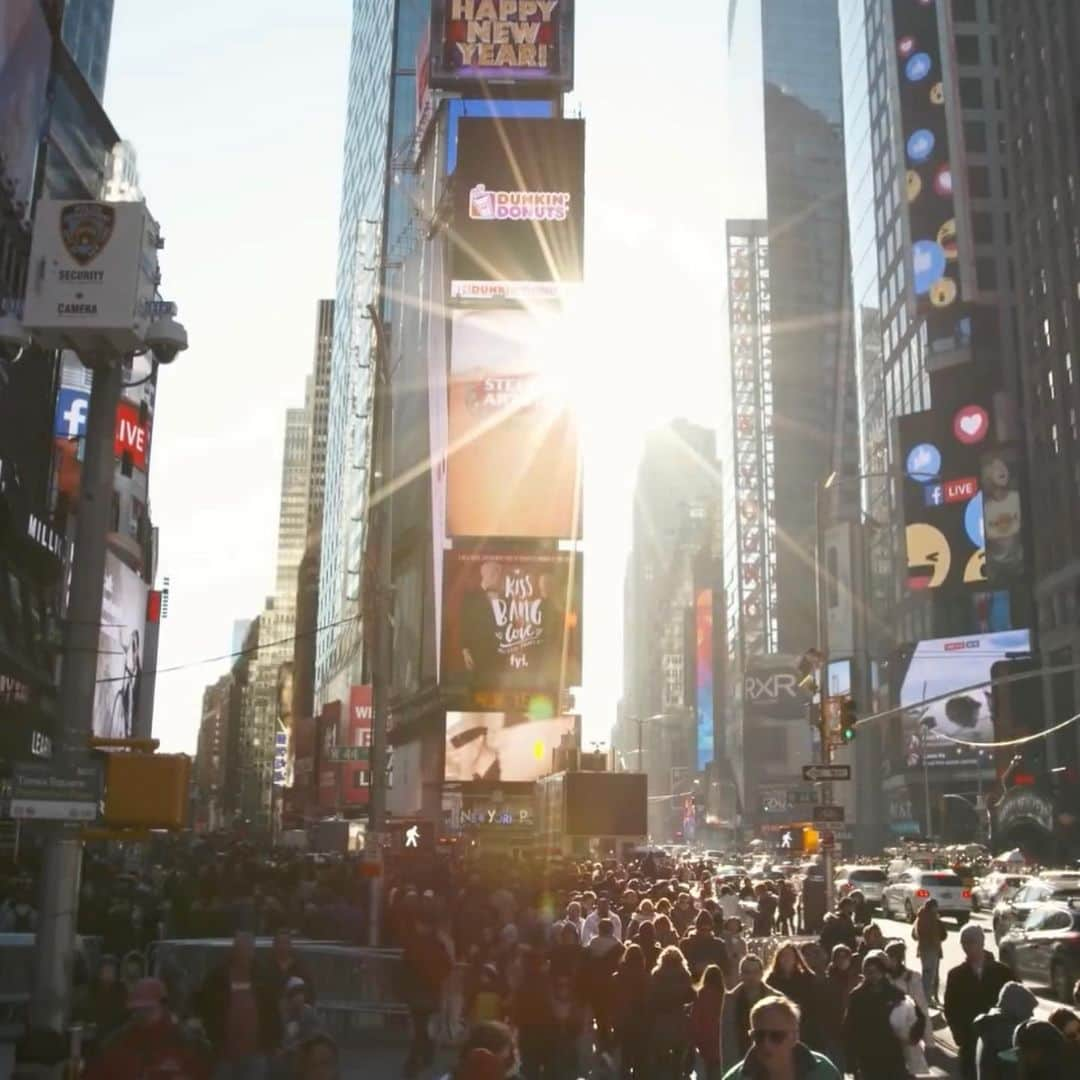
997;980;1038;1020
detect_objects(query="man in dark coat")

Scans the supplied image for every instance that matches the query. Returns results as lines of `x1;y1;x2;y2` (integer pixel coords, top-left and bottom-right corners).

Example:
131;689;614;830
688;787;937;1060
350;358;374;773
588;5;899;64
819;898;858;957
843;950;908;1079
944;924;1014;1079
196;932;281;1076
680;908;732;980
262;928;315;1004
401;914;452;1077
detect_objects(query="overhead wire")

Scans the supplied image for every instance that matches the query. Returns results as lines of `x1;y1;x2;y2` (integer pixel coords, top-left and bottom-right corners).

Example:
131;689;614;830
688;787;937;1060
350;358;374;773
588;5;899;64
93;613;361;684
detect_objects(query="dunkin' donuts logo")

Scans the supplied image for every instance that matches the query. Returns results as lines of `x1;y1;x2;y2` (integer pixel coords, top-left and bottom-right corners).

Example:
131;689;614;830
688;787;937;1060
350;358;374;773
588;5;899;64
469;184;570;221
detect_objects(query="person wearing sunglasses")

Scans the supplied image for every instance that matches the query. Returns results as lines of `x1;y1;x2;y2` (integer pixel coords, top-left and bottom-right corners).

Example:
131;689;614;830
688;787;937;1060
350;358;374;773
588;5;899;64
721;995;840;1079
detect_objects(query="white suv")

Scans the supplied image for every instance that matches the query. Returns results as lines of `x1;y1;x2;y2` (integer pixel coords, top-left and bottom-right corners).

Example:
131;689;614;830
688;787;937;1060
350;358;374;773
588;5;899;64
883;868;972;924
836;866;887;908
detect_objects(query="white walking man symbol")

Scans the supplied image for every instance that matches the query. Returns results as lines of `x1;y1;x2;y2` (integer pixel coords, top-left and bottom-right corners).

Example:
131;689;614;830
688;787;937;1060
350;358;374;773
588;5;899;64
781;830;792;849
405;824;420;848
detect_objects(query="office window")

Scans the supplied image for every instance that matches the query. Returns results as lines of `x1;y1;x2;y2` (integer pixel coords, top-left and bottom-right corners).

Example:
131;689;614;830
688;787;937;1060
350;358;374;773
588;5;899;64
956;36;980;65
972;212;994;244
964;121;987;153
976;257;998;291
969;166;991;197
960;78;983;108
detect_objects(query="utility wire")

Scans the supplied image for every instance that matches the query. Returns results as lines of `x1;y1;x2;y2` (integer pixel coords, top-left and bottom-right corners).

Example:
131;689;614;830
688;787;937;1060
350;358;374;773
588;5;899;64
933;711;1080;750
854;657;1080;735
93;613;361;684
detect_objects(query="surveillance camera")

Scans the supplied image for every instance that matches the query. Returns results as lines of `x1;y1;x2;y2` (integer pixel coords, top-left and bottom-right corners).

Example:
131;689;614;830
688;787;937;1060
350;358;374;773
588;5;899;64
0;313;29;361
143;315;188;365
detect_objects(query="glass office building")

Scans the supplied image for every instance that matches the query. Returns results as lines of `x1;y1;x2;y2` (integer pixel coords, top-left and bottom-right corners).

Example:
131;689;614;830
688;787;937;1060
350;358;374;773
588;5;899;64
723;0;858;830
61;0;115;101
316;0;427;706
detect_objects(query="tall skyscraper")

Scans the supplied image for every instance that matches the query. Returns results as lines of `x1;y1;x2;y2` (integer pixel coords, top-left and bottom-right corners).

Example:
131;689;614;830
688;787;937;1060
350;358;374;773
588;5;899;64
317;0;426;707
238;405;310;825
61;0;115;100
999;3;1080;774
292;301;335;765
618;420;723;836
838;0;1025;846
723;0;857;830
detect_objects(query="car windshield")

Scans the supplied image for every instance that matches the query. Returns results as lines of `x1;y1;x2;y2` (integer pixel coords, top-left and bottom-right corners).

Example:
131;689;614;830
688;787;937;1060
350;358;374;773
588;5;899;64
923;874;963;886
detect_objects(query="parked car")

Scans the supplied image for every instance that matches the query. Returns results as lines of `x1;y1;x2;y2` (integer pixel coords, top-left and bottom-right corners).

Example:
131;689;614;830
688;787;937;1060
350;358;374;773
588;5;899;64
836;865;887;908
972;871;1028;912
882;868;972;924
998;900;1080;1001
992;872;1080;943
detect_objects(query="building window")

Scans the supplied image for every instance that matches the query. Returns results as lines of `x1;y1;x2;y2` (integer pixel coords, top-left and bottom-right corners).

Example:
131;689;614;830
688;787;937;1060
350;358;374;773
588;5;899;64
1052;423;1061;455
956;35;980;65
960;78;983;109
1049;369;1057;400
976;257;998;291
969;166;991;197
972;212;993;244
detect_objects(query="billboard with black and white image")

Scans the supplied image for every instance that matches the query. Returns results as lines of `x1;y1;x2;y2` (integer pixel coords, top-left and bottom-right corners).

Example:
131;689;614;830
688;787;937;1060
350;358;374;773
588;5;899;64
93;552;148;740
444;711;575;785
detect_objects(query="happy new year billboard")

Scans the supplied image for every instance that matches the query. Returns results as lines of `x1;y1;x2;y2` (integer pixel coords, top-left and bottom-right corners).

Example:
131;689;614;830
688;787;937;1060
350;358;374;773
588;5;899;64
430;0;574;92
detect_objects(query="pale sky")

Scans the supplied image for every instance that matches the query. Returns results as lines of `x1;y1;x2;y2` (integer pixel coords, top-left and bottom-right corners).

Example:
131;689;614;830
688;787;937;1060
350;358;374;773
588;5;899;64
104;2;744;753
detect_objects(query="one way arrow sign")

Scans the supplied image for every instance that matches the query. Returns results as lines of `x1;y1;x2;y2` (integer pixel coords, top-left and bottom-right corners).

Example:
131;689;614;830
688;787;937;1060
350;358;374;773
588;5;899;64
802;764;851;782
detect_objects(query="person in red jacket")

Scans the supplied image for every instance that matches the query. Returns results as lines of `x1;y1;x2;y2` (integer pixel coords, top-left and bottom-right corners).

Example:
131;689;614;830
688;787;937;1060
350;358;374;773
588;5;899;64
691;964;726;1080
86;977;209;1080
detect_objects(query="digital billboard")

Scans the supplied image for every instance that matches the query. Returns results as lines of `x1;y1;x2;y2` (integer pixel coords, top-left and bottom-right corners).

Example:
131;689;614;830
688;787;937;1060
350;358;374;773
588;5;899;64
900;397;1028;592
429;0;574;93
444;711;575;784
441;544;582;702
93;553;148;740
892;0;971;366
341;685;372;807
695;589;714;771
450;117;585;299
0;0;51;222
743;655;806;721
898;628;1032;768
448;308;581;539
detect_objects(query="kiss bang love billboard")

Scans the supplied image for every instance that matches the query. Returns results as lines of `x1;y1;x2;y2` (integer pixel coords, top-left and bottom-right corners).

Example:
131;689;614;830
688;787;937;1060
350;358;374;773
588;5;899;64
451;117;585;298
430;0;574;92
441;544;582;703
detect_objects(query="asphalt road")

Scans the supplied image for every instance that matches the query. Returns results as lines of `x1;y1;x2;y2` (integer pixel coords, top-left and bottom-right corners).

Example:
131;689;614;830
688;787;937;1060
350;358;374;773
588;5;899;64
874;908;1064;1027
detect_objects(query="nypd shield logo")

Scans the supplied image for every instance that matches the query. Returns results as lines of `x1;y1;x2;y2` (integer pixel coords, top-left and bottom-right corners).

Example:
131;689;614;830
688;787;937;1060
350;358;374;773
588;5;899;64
60;203;115;266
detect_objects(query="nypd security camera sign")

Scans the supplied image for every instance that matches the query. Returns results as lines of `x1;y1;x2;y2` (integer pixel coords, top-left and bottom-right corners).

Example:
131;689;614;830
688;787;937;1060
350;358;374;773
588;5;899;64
23;200;160;353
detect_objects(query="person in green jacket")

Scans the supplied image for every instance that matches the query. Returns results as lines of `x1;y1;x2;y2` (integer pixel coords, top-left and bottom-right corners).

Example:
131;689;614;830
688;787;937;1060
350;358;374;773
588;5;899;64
723;995;841;1080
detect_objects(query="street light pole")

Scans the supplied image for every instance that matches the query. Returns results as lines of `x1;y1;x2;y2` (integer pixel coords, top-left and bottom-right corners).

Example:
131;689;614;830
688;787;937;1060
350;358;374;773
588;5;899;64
29;355;123;1035
814;472;836;909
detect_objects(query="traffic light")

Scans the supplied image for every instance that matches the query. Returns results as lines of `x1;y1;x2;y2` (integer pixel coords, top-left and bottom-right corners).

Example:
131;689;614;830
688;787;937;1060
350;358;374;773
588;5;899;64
803;826;820;854
839;698;857;743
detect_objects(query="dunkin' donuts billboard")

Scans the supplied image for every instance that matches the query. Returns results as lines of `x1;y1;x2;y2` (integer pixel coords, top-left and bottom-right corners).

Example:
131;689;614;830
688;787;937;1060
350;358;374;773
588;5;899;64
450;117;585;298
448;308;581;539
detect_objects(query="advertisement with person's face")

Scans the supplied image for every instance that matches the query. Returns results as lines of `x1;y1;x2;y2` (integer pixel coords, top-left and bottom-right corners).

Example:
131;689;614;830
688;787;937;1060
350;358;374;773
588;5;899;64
444;711;575;784
93;553;148;740
442;545;582;701
898;629;1032;768
0;0;50;222
448;308;581;539
450;117;585;294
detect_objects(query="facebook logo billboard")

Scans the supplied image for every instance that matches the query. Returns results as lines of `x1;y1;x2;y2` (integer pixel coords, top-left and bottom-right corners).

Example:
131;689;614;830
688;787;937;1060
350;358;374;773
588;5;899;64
55;388;89;438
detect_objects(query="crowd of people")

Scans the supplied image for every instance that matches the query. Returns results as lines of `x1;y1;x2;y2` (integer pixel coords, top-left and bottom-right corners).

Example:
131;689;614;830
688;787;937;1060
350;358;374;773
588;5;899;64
7;843;1080;1077
388;853;1080;1079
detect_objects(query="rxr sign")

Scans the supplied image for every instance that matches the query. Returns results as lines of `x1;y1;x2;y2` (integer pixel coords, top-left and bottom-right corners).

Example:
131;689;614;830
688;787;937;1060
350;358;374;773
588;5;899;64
743;658;807;719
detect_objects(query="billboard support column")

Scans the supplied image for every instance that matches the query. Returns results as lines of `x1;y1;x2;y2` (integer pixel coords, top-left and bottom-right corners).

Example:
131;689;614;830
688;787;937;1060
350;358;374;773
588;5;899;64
366;303;392;945
31;357;123;1034
815;475;835;910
